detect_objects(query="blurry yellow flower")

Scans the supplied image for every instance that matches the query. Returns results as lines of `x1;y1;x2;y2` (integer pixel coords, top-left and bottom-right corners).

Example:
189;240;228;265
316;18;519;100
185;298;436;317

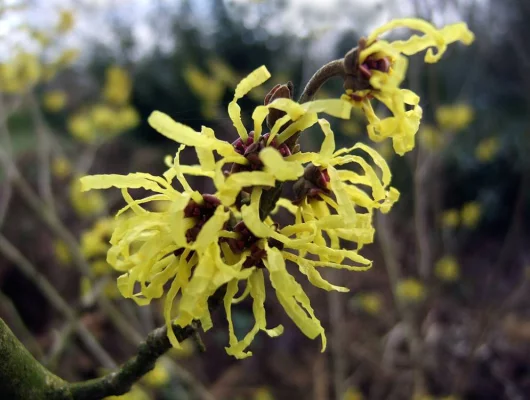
70;179;105;217
51;157;72;179
56;10;75;33
340;119;361;137
396;278;426;302
81;218;115;260
117;106;140;131
475;137;499;162
68;112;95;143
353;292;383;315
419;124;443;151
30;30;51;47
0;53;41;93
341;19;474;155
183;65;224;119
103;66;132;106
91;104;117;132
142;362;170;388
43;90;67;112
460;201;481;228
343;387;363;400
104;386;150;400
441;209;459;228
168;339;195;359
54;240;72;265
435;104;474;132
254;387;275;400
435;256;459;282
54;49;79;67
208;58;238;87
80;276;92;302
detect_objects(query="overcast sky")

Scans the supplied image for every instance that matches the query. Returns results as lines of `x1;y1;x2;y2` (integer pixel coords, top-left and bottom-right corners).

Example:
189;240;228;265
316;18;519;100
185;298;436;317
1;0;476;62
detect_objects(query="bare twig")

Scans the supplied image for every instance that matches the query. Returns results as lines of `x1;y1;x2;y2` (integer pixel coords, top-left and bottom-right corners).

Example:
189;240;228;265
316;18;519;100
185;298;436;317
28;93;55;212
0;234;117;370
376;214;426;398
298;59;345;104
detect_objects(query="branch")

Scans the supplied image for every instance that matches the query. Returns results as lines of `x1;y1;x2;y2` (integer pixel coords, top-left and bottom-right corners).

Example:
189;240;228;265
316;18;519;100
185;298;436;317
0;319;65;400
0;316;198;400
67;324;195;400
298;58;345;104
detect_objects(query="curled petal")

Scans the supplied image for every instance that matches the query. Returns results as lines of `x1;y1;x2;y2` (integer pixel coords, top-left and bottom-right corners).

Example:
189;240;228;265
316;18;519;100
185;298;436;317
228;66;271;141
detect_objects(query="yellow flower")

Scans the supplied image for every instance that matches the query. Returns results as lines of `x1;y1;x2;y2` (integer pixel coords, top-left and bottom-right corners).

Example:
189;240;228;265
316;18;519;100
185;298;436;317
441;209;459;228
353;292;383;315
183;65;224;119
435;104;474;132
80;66;384;358
343;387;363;400
0;53;41;93
254;387;275;400
68;112;95;143
81;218;115;260
168;339;195;359
142;362;170;388
43;90;67;112
341;19;474;155
103;66;132;106
51;157;72;179
419;124;443;151
208;58;239;87
30;30;51;47
56;10;75;33
104;386;150;400
475;137;499;162
70;178;106;217
288;119;399;250
435;256;459;282
460;201;481;228
54;240;72;265
91;104;119;133
396;278;425;302
116;106;140;131
53;49;80;67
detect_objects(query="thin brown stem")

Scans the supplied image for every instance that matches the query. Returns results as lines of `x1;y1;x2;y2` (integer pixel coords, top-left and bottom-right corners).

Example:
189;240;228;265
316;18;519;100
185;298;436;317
298;58;345;104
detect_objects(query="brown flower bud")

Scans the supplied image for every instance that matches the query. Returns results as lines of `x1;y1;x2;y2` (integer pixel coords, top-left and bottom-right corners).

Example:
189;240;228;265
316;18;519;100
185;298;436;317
265;81;294;130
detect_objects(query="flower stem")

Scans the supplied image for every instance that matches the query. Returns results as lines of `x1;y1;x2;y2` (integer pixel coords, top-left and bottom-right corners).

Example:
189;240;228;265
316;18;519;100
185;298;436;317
298;58;345;104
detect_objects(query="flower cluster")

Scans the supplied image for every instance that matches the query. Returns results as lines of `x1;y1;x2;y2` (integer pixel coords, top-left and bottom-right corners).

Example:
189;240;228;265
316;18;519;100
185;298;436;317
0;8;79;93
341;19;474;155
68;66;140;143
81;18;474;358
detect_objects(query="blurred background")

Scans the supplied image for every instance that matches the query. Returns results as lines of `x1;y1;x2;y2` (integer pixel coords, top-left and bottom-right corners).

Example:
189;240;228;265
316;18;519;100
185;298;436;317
1;0;530;399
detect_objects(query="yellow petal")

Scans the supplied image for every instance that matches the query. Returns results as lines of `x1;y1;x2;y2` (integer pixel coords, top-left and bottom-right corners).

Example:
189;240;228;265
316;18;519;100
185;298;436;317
265;247;326;350
217;171;275;206
259;147;304;181
228;66;271;140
